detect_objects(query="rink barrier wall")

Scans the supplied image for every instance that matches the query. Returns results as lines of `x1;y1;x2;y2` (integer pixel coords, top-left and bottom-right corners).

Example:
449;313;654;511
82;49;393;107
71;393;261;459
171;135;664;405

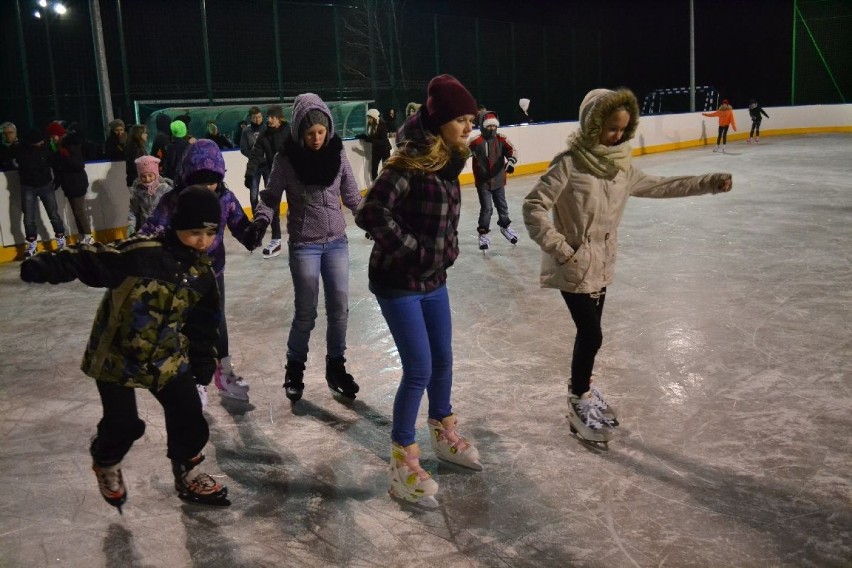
2;103;850;263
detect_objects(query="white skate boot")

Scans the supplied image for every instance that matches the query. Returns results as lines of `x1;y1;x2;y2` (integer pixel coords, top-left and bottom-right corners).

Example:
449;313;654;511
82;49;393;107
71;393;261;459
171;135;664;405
197;384;208;411
428;415;482;471
388;442;439;508
214;356;250;402
478;233;490;251
713;145;720;153
568;381;618;426
567;392;614;450
500;226;518;245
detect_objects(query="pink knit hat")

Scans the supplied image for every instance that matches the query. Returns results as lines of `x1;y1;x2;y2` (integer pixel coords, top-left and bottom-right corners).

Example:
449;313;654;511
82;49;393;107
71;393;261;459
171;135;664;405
135;155;160;176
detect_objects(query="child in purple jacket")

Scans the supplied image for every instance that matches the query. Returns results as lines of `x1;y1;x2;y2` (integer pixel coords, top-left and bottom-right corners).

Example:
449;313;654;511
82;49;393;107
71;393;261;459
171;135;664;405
140;139;255;406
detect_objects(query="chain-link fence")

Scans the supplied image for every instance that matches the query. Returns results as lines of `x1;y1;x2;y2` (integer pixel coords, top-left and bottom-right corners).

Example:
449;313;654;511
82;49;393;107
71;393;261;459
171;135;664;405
791;0;851;105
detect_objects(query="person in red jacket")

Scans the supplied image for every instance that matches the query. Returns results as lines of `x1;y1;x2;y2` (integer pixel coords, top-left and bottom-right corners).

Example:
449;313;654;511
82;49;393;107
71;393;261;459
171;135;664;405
468;110;519;251
703;99;737;153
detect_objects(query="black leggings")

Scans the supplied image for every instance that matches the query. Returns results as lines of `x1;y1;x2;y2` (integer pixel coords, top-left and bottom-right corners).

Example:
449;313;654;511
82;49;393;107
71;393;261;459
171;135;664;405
750;120;762;137
716;125;730;146
561;288;606;396
90;374;209;466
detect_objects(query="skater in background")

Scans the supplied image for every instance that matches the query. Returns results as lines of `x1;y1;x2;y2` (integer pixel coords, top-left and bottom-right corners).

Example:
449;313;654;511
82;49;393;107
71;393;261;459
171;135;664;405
162;120;193;181
19;186;231;510
48;121;95;245
747;99;769;143
126;156;172;237
468;110;519;251
141;140;256;407
385;107;398;134
244;105;288;259
405;102;421;118
523;87;733;448
516;98;533;124
124;124;148;188
702;99;736;153
356;108;392;182
0;121;19;170
103;119;126;161
204;121;234;150
17;128;66;258
240;106;267;213
355;74;483;507
150;114;172;163
245;93;362;405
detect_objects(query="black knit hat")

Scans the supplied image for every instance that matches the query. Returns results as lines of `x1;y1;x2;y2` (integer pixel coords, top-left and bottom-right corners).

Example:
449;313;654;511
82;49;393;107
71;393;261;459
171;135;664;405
172;186;221;231
422;74;478;134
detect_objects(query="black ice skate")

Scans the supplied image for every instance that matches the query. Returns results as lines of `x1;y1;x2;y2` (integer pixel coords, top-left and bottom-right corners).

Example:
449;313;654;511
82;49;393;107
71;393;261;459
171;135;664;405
172;454;230;506
283;360;306;403
325;355;360;401
92;462;127;514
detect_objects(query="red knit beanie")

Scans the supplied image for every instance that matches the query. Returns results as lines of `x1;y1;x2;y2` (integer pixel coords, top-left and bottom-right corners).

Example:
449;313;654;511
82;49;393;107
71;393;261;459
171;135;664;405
46;122;66;137
422;74;478;133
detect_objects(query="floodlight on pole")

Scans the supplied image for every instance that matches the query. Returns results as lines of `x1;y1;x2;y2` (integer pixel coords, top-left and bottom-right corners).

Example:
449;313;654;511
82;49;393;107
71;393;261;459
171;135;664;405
33;1;66;118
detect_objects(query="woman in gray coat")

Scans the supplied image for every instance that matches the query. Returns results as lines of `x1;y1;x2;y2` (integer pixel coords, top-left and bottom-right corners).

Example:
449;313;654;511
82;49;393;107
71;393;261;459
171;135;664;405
523;88;733;447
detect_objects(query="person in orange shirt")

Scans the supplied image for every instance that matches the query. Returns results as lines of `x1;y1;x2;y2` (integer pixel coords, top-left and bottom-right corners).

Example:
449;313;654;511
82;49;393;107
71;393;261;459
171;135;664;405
703;99;737;153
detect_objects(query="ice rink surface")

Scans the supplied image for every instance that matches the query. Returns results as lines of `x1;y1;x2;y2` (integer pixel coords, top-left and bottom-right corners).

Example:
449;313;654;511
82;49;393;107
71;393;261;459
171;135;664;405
0;134;849;567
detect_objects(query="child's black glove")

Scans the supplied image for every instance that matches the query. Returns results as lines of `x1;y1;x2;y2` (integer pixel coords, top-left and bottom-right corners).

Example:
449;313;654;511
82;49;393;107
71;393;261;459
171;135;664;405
243;218;269;251
244;174;253;189
191;357;217;386
20;258;47;283
506;164;515;174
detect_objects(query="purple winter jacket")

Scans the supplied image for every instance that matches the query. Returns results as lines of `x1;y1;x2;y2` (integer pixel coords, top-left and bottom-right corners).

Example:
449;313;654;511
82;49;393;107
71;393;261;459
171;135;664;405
255;93;361;244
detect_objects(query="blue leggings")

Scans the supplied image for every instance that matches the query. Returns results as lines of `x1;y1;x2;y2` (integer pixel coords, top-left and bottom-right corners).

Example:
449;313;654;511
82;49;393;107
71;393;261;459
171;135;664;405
375;285;453;446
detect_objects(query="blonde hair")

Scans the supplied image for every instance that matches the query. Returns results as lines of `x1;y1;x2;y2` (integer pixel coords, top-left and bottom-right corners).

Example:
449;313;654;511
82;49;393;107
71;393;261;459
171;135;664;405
386;135;469;174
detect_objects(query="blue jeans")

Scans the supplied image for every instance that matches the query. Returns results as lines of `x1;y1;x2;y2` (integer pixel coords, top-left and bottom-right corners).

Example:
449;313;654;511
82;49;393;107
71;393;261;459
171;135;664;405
476;185;511;232
375;285;453;446
286;237;350;363
22;183;66;240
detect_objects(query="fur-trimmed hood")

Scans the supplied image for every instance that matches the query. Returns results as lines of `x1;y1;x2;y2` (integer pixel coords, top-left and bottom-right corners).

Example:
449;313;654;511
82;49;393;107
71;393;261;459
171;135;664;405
575;88;640;147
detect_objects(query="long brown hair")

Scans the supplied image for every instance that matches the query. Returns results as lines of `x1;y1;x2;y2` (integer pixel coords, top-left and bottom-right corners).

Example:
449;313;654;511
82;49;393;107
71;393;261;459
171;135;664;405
386;135;469;175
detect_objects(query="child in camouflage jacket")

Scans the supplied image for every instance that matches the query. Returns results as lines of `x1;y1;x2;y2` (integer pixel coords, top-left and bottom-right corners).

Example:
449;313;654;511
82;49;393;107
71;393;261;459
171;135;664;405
20;186;231;511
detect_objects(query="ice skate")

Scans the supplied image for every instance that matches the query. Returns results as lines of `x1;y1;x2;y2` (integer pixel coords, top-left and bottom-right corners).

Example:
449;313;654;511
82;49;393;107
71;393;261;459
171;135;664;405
24;240;37;258
568;381;618;426
172;454;230;506
283;360;305;403
500;226;518;245
755;136;760;143
262;238;282;259
478;233;490;251
721;145;727;154
55;233;66;250
428;415;482;471
746;137;753;144
92;462;127;514
325;355;359;401
567;392;614;450
214;357;249;402
81;234;95;245
713;145;719;153
388;442;439;509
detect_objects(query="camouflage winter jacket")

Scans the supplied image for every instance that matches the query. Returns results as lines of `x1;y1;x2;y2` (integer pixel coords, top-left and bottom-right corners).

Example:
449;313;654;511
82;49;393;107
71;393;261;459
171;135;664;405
22;235;220;391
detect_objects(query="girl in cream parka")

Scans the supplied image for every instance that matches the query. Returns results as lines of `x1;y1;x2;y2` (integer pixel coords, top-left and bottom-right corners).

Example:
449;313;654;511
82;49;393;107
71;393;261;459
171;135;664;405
523;88;732;446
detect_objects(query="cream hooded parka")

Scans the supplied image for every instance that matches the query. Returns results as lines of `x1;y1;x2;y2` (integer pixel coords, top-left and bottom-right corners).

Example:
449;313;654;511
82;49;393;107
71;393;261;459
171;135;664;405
523;88;731;293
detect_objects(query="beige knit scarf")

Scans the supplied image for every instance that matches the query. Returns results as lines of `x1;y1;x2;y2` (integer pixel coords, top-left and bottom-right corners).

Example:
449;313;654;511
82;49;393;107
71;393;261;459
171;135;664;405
567;131;632;179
